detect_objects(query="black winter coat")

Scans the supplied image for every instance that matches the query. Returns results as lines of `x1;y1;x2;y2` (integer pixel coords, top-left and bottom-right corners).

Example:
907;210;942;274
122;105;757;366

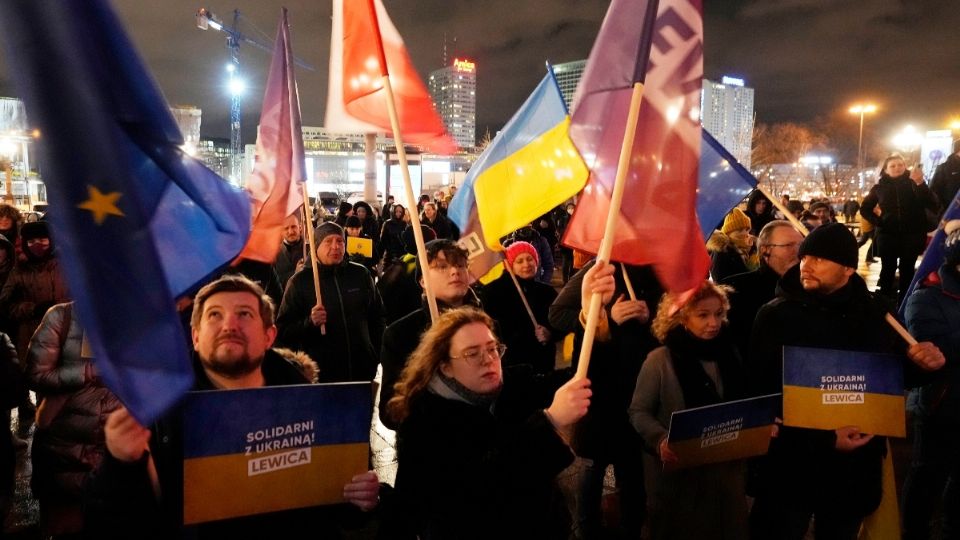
860;173;937;256
721;264;784;360
390;367;574;540
276;261;385;383
747;265;913;516
273;238;304;291
480;273;559;374
931;153;960;216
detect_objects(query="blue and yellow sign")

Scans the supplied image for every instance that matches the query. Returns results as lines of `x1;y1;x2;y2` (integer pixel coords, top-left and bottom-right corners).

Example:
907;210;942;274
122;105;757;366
182;383;371;524
782;346;905;437
667;393;780;470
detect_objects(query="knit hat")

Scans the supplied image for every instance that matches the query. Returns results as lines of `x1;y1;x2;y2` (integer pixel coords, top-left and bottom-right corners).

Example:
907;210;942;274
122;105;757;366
344;216;362;229
944;219;960;266
798;222;858;268
314;221;344;243
809;201;831;213
20;220;50;241
721;208;752;235
504;240;539;270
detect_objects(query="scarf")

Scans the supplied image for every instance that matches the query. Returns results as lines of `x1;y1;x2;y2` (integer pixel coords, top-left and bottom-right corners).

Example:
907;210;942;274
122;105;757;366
428;370;501;410
664;326;744;409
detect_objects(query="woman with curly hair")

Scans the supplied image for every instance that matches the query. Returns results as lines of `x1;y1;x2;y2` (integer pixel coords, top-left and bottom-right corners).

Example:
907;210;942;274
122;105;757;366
628;280;748;540
384;306;593;539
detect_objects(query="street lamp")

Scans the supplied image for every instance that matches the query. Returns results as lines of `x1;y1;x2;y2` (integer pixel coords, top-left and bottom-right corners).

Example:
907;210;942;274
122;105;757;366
849;103;877;180
892;124;924;166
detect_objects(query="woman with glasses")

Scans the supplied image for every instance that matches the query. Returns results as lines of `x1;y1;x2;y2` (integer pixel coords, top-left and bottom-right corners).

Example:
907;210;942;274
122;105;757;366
383;306;594;539
628;281;749;540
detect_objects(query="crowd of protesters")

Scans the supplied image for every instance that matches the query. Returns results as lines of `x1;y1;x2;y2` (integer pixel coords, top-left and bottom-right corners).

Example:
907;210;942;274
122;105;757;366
0;154;957;540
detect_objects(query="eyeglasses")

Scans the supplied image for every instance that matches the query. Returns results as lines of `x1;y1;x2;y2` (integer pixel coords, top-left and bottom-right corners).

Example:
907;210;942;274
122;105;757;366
450;343;507;366
766;242;799;249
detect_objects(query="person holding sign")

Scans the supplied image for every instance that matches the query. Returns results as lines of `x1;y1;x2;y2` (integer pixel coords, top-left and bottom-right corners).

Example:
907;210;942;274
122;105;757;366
384;307;592;539
344;216;379;277
84;275;380;538
628;281;748;540
747;223;945;539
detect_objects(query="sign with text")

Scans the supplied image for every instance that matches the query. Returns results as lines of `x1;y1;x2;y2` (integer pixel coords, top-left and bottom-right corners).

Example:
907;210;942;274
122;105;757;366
346;236;373;257
182;383;371;524
782;346;905;437
666;393;780;470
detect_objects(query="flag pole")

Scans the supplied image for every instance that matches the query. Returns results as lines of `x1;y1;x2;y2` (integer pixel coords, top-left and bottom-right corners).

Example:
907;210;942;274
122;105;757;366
379;75;440;322
753;185;917;344
302;186;326;335
621;262;637;301
575;82;645;380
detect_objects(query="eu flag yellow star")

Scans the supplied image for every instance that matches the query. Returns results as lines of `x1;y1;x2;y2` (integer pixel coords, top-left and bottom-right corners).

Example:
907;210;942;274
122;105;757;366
77;185;125;225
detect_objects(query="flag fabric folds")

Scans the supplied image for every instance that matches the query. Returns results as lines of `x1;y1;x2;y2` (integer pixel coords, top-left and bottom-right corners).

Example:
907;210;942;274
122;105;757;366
0;0;251;423
900;193;960;313
697;129;758;241
326;0;456;154
448;70;588;282
562;0;710;294
238;8;305;263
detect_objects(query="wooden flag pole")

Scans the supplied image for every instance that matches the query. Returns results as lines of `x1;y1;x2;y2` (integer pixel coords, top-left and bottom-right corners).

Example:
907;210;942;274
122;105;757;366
575;82;645;380
504;262;539;331
621;262;637;301
380;75;440;323
755;184;809;236
302;186;326;335
753;185;917;344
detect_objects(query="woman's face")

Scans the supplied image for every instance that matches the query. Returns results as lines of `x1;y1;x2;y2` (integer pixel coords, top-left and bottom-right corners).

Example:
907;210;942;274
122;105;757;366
393;206;405;219
753;199;769;214
0;216;12;231
441;322;503;394
356;207;367;220
511;252;538;280
682;296;724;341
885;158;906;177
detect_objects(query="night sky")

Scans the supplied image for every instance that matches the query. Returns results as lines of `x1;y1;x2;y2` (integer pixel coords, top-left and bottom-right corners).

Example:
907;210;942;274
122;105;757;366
1;0;957;146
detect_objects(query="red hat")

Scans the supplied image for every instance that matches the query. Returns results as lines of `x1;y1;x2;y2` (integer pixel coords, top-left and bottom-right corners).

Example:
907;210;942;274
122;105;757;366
504;241;539;270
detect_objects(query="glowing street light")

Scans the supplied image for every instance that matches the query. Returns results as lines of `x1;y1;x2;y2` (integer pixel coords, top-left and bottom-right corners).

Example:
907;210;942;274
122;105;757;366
849;103;877;176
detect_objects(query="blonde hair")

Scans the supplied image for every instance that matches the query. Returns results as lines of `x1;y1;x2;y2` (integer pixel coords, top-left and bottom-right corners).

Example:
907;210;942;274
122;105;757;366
651;281;732;343
386;307;496;423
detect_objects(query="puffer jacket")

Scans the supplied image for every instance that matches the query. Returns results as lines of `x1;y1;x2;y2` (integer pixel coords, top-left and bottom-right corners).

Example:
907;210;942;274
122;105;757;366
904;265;960;423
26;303;121;502
860;172;937;235
0;253;69;362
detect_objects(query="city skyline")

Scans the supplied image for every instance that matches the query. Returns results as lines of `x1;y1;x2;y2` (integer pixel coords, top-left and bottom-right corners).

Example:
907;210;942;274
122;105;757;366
1;1;957;147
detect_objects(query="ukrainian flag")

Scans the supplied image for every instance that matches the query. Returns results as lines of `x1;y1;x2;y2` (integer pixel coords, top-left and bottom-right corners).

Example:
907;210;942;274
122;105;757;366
782;346;905;438
181;383;371;524
449;66;588;279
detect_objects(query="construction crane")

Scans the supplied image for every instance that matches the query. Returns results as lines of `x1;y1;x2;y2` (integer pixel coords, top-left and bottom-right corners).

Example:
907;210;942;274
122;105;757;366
195;8;313;184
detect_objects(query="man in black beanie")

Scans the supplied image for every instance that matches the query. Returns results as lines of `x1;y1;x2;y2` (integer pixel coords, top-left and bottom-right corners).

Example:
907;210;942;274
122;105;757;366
746;222;945;539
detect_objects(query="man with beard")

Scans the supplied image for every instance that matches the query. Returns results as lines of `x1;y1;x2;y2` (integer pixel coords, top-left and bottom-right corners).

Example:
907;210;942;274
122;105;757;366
273;213;304;290
85;275;380;538
747;223;945;539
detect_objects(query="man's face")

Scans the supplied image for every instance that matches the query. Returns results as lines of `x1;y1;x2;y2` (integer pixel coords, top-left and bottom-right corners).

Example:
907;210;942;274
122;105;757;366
316;234;345;265
799;255;854;294
754;199;769;214
762;226;803;276
812;206;832;223
282;216;302;243
422;251;469;305
192;291;276;380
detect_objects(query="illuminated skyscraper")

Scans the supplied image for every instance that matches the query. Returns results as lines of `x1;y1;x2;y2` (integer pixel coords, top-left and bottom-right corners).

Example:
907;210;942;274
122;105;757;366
701;76;755;169
428;58;476;149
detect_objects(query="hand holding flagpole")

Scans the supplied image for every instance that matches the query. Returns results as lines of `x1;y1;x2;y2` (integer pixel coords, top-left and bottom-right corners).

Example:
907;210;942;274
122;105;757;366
302;187;326;335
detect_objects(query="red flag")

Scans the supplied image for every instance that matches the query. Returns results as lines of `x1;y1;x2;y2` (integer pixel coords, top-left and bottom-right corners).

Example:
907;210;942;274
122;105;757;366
325;0;456;154
238;8;304;263
562;0;709;294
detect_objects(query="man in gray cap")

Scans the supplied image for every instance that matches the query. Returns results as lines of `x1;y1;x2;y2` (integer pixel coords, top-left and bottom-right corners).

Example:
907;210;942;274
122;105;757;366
747;222;945;539
275;222;385;383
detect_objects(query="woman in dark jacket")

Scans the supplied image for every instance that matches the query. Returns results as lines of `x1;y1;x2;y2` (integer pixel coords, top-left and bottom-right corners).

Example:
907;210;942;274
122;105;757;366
379;205;408;265
480;241;560;375
385;308;592;539
629;281;748;540
860;154;938;302
744;191;775;236
27;302;121;537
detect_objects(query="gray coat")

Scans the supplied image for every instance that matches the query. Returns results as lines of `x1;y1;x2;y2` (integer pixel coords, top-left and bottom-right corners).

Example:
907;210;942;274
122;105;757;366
629;346;748;540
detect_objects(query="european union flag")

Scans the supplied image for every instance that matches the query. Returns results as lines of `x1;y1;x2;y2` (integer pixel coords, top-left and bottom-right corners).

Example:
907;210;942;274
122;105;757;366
0;1;251;423
900;190;960;313
697;130;758;241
